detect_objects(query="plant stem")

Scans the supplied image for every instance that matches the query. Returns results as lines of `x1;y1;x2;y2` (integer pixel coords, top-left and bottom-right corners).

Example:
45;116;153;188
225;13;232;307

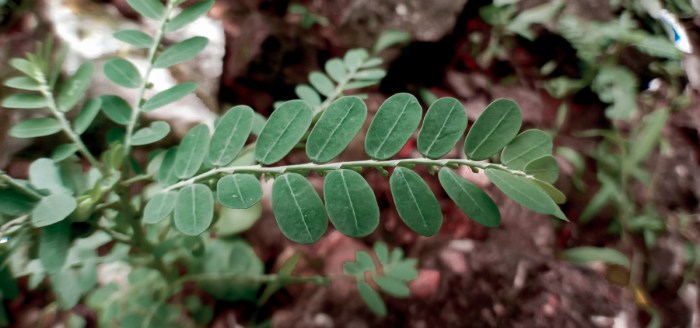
162;158;528;192
123;1;175;156
35;75;107;176
0;173;43;199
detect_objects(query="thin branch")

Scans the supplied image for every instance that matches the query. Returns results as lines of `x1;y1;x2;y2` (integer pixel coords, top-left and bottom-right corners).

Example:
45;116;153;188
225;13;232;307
0;173;43;199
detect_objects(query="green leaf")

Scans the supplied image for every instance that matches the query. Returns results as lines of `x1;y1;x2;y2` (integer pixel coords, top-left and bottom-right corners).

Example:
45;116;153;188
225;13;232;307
306;96;367;163
214;203;262;236
57;62;94;112
9;58;38;78
103;58;142;88
417;97;467;159
531;179;566;204
628;109;668;166
365;93;422;160
374;242;389;265
464;99;522;160
325;58;347;82
165;0;215;32
174;184;214;235
4;76;41;91
343;48;369;71
30;158;69;194
73;98;102;134
209;105;253;166
361;58;383;68
216;174;262;209
501;129;553;170
354;69;386;80
343;80;379;90
142;82;197;112
294;85;321;108
154;37;209;68
143;191;177;224
113;29;153;48
524;155;559;183
373;29;411;53
323;169;379;237
438;168;500;227
32;193;77;227
39;220;71;273
390;167;442;236
127;0;164;20
10;117;62;138
131;121;171;146
357;278;387;316
255;100;312;164
2;94;47;109
373;275;410;298
0;189;37;216
157;147;179;185
485;169;558;215
52;144;78;162
560;247;630;268
100;95;132;125
271;173;328;243
174;124;210;179
51;270;81;309
309;71;335;96
199;239;263;301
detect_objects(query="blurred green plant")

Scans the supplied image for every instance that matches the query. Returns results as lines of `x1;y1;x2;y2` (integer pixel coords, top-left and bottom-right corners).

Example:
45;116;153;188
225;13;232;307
0;0;569;325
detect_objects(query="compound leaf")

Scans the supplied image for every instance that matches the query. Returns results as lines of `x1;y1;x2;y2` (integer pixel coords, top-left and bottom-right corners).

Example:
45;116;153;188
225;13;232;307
154;37;208;68
174;124;210;179
216;174;262;209
32;193;77;227
57;62;94;112
103;58;142;89
365;93;422;160
390;167;442;236
501;129;553;170
524;155;559;183
142;82;197;112
271;173;328;244
209;105;253;166
306;96;366;163
417;97;467;159
464;99;522;160
438;168;500;227
323;169;379;237
174;184;214;236
485;169;557;215
131;121;171;146
10;117;62;138
255;100;312;164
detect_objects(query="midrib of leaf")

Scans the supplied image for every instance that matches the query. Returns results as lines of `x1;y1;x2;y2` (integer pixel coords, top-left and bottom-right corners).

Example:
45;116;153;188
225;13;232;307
311;103;355;159
397;170;428;229
283;175;313;241
261;109;304;162
424;102;458;154
468;109;511;158
212;113;243;165
340;171;360;233
233;177;245;203
445;171;490;219
189;186;198;233
110;64;138;86
505;139;549;164
372;100;410;157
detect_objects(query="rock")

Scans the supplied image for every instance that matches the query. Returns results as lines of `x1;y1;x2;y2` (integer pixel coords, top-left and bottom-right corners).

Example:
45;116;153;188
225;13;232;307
409;269;441;300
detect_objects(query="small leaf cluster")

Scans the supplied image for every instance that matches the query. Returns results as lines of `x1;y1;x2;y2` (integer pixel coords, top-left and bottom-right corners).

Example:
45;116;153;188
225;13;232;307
343;242;417;316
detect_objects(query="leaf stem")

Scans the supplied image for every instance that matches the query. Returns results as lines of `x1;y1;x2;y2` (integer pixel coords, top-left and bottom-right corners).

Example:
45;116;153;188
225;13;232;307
162;158;529;192
0;173;43;199
35;75;107;176
123;1;176;155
